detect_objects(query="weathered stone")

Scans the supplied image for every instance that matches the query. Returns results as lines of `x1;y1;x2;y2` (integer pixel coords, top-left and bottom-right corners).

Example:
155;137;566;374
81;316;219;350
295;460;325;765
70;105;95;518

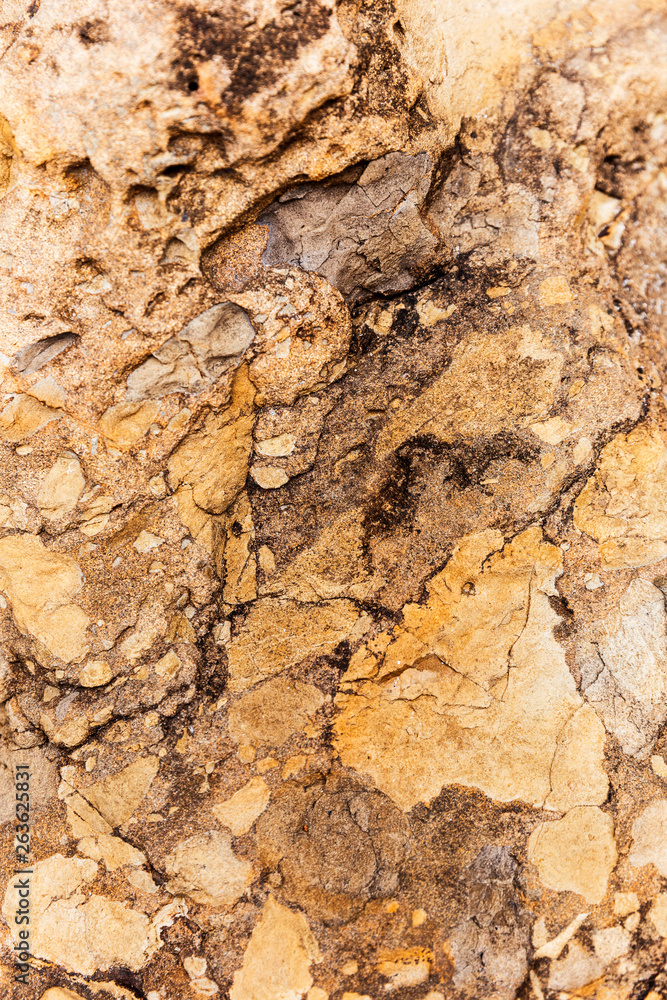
0;533;89;662
260;152;437;302
574;423;667;568
1;0;666;995
547;942;604;993
580;579;667;756
334;528;604;811
1;854;177;975
226;598;364;692
60;756;160;835
213;776;271;836
0;393;63;441
229;895;321;1000
77;833;147;871
256;779;412;922
376;947;433;989
648;893;667;936
528;807;618;904
629;799;667;877
126;303;255;400
165;830;256;907
37;453;85;519
167;367;255;515
99;400;161;448
227;676;326;747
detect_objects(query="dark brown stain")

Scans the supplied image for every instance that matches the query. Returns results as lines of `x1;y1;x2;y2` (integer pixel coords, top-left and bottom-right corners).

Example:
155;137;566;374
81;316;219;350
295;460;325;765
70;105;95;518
172;2;332;112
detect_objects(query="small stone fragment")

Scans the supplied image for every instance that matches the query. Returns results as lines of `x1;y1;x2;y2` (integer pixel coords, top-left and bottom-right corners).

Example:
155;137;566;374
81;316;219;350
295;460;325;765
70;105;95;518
255;432;297;456
227;598;362;692
133;530;164;553
28;375;66;408
574;422;667;568
630;799;667;876
548;942;603;992
0;533;89;662
592;925;631;963
80;756;160;828
165;830;256;906
251;465;289;488
1;854;165;975
213;776;271;836
614;892;639;917
77;833;147;870
78;659;113;687
127;869;158;894
581;579;667;756
528;807;617;903
167;367;255;514
648;893;667;935
228;676;326;746
533;912;589;960
37;453;85;519
229;895;321;1000
539;275;572;306
99;401;160;448
0;393;62;441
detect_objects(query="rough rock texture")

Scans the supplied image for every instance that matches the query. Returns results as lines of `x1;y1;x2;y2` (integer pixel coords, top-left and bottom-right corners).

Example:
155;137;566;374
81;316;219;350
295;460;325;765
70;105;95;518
1;1;667;999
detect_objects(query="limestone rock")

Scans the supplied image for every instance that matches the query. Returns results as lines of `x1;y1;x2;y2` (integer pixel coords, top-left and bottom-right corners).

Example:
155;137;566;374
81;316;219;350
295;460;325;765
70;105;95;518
0;742;58;823
592;926;630;964
334;527;602;811
574;423;667;568
376;947;433;989
213;776;271;836
528;807;617;904
227;677;326;747
580;579;667;756
226;598;364;692
37;453;85;519
1;854;174;975
99;401;161;449
375;325;563;457
648;894;667;936
229;895;322;1000
629;799;667;877
60;756;160;835
0;533;89;662
126;303;255;401
167;367;255;515
1;0;666;996
0;393;62;441
260;152;437;302
165;830;256;906
547;942;604;992
77;833;147;871
447;846;529;999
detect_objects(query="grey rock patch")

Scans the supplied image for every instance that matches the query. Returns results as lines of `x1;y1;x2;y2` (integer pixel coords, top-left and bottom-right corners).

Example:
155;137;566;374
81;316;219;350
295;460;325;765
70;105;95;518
14;332;78;375
259;151;437;302
581;579;667;756
126;302;255;401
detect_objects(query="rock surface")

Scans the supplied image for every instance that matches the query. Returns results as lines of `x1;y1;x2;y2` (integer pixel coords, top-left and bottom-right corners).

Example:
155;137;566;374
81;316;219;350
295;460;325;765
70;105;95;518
0;1;667;998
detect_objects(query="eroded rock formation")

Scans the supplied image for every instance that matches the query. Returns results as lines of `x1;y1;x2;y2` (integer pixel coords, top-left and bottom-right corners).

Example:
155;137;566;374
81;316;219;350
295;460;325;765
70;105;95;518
1;1;667;998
